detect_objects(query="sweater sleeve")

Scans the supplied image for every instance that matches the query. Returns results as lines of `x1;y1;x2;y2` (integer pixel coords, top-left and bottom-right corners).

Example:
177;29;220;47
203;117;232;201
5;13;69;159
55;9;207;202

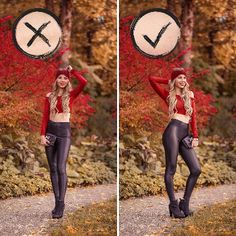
189;97;198;138
69;69;87;99
40;96;50;136
148;76;169;101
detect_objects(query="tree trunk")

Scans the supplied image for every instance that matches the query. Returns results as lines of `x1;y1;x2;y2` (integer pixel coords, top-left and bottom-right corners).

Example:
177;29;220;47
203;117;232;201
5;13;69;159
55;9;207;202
179;0;194;67
45;0;55;12
59;0;73;67
207;20;218;61
167;0;177;14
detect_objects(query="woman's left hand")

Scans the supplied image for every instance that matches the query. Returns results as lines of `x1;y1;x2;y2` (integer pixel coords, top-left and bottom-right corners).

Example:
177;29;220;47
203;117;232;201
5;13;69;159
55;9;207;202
67;65;73;72
192;138;199;147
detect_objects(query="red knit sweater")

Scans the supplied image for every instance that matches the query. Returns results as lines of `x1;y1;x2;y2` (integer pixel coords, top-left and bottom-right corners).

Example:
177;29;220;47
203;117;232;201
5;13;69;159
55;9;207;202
40;69;87;136
149;76;198;138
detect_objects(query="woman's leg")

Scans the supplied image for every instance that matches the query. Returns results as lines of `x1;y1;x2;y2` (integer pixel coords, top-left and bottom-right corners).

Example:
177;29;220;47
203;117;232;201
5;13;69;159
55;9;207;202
162;126;180;202
45;145;60;199
179;143;201;202
56;136;71;202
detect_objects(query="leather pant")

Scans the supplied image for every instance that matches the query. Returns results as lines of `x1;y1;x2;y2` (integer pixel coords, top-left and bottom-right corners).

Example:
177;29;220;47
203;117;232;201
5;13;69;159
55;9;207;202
45;120;71;202
162;119;201;202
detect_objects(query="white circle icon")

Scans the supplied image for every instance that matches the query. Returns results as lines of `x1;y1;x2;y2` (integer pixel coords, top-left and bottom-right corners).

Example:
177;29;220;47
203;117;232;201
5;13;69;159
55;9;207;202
130;8;181;58
12;8;62;59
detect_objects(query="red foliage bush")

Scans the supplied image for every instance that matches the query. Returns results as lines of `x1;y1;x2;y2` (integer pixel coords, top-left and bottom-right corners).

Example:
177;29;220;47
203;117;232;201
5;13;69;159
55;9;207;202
0;16;94;136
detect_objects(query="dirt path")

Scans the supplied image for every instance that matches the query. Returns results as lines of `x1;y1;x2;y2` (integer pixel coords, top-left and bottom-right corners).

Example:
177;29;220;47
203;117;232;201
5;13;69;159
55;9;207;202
120;184;236;236
0;184;116;236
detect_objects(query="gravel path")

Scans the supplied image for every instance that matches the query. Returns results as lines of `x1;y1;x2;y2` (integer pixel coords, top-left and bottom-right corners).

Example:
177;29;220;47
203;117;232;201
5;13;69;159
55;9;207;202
0;184;116;236
120;184;236;236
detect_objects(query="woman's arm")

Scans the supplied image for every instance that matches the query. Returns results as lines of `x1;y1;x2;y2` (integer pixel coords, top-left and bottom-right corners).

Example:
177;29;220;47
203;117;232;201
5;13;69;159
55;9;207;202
148;76;169;101
40;95;50;136
70;69;87;98
189;93;199;139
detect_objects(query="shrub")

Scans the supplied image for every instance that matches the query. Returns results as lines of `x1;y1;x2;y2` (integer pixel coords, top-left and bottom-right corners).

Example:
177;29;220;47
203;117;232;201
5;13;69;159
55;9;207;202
119;135;236;199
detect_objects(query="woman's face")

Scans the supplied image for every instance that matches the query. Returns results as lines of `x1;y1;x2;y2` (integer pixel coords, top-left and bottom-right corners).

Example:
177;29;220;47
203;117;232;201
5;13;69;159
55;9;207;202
174;74;187;89
56;74;69;88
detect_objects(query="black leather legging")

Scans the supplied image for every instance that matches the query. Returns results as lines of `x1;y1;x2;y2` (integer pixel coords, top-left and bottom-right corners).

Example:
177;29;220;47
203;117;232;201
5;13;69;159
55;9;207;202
162;119;201;202
45;120;71;202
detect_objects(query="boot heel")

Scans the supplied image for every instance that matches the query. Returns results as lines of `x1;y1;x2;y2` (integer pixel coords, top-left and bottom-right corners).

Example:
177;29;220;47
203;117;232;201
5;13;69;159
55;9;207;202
169;200;185;218
169;207;173;217
52;197;59;214
52;200;65;219
179;198;193;217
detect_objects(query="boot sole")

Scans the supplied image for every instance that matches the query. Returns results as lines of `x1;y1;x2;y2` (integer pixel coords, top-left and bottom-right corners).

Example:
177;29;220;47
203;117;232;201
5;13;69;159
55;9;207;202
52;214;63;219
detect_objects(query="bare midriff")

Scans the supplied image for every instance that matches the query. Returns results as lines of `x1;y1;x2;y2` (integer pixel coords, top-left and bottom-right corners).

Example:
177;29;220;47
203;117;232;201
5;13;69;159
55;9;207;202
49;112;70;122
170;113;191;124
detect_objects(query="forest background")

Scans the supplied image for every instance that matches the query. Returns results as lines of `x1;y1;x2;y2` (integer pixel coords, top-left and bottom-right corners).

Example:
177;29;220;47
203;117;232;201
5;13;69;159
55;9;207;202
0;0;117;199
119;0;236;199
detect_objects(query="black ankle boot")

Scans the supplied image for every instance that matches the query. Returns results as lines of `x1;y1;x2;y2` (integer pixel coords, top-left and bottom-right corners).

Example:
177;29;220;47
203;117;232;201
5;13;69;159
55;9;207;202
52;200;65;219
169;200;185;218
51;197;59;214
179;198;193;217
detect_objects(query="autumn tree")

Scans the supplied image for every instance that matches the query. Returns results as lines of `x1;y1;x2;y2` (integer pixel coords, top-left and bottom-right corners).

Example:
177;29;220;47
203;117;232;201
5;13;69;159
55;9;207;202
120;0;235;138
59;0;72;66
0;0;117;138
119;16;217;137
45;0;117;136
178;0;194;67
0;16;94;137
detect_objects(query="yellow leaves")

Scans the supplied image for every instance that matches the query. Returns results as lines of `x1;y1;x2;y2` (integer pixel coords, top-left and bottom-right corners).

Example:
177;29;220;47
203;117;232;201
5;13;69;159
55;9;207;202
168;199;236;236
197;0;228;19
214;30;236;68
66;225;77;234
50;199;116;235
120;91;167;136
120;0;166;18
92;29;116;67
72;0;117;95
74;0;106;18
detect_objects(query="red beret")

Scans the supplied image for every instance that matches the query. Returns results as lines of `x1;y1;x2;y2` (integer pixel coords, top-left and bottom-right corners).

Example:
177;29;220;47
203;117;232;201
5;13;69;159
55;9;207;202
55;68;70;79
171;68;186;81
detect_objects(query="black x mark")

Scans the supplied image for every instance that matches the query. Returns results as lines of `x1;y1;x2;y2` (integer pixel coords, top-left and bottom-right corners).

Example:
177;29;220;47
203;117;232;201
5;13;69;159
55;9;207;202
24;21;51;47
143;22;172;48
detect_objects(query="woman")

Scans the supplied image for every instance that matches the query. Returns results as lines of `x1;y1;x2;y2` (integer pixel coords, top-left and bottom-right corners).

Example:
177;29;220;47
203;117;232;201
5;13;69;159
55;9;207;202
40;65;87;219
148;68;201;218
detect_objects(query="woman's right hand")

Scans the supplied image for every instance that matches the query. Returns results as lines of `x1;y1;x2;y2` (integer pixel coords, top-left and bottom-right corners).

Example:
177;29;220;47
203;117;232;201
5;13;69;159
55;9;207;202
67;65;73;72
192;138;199;148
41;135;50;146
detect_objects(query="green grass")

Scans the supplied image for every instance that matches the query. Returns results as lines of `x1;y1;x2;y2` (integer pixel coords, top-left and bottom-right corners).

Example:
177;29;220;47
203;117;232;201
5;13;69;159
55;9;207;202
49;198;117;236
163;199;236;236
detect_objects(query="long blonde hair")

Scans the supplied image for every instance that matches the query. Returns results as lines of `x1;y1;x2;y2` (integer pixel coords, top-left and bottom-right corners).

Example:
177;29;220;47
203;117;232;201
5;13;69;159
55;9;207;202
48;79;72;117
167;79;193;117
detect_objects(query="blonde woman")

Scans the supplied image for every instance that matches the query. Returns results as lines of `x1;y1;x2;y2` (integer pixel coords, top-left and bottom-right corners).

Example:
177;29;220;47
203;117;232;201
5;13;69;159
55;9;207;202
148;68;201;218
40;65;87;218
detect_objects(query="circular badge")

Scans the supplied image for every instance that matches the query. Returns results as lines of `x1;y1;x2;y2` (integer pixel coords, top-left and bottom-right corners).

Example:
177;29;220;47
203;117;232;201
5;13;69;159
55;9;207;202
12;8;62;59
130;8;181;58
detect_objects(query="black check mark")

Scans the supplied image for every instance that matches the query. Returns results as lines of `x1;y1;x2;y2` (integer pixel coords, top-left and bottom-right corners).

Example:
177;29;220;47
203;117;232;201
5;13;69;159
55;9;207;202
143;22;172;48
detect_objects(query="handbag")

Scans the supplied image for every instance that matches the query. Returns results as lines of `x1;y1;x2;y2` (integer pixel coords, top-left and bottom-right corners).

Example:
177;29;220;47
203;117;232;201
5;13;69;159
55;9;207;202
45;133;57;146
181;134;193;149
